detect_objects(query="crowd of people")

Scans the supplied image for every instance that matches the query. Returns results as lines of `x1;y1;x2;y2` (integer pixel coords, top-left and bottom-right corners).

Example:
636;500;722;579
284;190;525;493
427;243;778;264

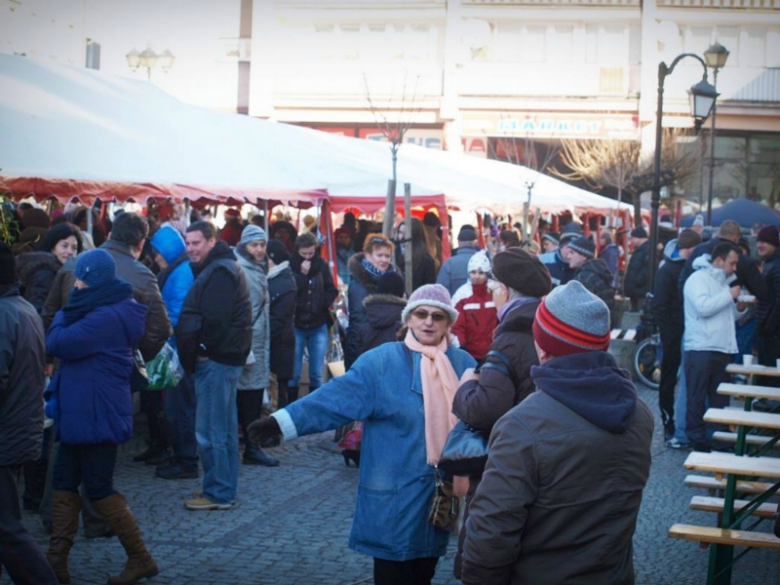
1;198;772;585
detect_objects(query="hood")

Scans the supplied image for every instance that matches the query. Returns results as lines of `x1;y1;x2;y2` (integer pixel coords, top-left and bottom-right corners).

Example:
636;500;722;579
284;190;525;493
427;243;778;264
151;225;186;264
663;239;683;263
495;297;539;335
193;241;235;276
531;352;637;434
364;294;406;329
0;282;22;298
15;251;61;285
116;298;149;347
348;252;381;291
692;254;736;286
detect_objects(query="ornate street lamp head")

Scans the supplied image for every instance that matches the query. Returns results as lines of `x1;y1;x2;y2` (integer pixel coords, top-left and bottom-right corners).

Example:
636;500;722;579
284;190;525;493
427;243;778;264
125;48;140;71
689;77;719;130
704;42;729;70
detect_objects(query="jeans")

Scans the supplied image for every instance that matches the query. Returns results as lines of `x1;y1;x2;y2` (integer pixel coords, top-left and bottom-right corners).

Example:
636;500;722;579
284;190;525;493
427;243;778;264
0;465;58;585
52;443;118;501
165;372;198;470
194;359;243;505
685;350;731;447
289;323;329;393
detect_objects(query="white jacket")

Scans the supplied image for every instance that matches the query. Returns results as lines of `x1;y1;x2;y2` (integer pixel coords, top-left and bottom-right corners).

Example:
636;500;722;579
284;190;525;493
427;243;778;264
683;255;743;353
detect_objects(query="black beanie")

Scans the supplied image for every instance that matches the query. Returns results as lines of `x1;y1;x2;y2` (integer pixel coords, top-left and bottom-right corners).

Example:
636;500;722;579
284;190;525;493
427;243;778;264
266;239;291;265
0;242;18;285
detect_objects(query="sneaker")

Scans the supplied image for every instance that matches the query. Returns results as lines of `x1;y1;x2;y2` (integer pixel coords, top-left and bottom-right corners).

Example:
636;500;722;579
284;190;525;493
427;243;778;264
666;437;692;450
192;491;235;505
184;496;233;511
156;462;198;480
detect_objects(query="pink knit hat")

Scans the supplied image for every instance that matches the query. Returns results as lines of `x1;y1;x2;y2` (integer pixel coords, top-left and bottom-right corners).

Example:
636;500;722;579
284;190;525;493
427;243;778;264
401;284;459;324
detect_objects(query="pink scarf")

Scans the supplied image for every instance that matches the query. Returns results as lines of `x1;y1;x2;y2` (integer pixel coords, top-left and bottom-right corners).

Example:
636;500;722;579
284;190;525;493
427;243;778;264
404;330;460;466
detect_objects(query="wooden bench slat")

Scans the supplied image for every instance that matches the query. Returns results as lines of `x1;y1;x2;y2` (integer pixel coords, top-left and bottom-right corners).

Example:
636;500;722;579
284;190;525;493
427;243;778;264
684;474;778;496
703;408;780;431
718;383;780;400
712;431;780;449
726;363;780;377
668;523;780;549
683;451;780;479
689;495;778;519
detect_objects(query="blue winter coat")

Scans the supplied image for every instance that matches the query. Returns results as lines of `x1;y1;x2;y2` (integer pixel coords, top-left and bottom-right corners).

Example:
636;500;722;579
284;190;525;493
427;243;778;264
151;225;194;328
273;341;477;561
46;298;147;445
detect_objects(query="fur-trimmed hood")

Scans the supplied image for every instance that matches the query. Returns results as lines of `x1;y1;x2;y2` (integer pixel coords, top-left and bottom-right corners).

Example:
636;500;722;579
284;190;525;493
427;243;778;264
348;252;383;293
363;293;407;310
15;251;61;287
364;293;406;331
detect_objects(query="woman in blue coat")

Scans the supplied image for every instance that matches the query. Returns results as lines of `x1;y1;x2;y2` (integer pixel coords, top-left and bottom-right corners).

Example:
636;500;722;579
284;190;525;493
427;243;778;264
248;284;476;585
45;250;158;585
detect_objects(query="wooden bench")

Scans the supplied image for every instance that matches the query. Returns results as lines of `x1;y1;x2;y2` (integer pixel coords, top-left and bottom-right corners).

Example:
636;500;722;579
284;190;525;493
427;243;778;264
703;408;780;431
684;474;779;496
684;451;780;479
718;383;780;401
726;363;780;377
712;432;780;450
689;495;778;519
669;523;780;550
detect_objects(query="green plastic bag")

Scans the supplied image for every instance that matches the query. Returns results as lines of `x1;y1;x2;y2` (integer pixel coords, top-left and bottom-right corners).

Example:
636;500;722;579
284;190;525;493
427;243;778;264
145;342;184;391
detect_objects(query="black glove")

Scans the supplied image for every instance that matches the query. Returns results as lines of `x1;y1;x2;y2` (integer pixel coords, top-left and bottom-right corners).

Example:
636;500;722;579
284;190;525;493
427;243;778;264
247;416;282;445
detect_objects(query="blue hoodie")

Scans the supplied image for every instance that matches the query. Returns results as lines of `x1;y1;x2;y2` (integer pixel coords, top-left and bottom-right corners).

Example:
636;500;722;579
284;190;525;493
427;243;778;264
531;351;637;434
151;225;193;328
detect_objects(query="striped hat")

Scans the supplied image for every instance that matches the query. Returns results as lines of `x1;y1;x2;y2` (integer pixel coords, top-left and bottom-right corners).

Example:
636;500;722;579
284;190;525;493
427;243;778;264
533;280;611;357
568;236;595;259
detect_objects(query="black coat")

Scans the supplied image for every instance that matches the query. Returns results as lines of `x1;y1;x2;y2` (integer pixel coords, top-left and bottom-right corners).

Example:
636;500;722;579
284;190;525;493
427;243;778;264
175;242;252;373
680;237;768;301
267;263;297;379
395;248;437;292
355;294;406;356
757;250;780;335
0;283;46;466
15;251;61;314
290;252;338;330
652;254;685;339
623;240;651;299
575;258;617;327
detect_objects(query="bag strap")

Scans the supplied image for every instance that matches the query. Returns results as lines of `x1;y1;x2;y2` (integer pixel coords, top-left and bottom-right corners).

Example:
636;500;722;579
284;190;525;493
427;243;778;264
476;348;522;405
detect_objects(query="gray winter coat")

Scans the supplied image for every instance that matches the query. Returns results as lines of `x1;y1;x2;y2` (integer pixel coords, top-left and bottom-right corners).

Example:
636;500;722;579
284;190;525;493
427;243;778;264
235;248;271;391
0;283;46;466
436;246;480;296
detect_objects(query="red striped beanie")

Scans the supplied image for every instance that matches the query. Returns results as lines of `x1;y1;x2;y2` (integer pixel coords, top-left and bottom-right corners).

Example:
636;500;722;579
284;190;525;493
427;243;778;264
532;281;611;357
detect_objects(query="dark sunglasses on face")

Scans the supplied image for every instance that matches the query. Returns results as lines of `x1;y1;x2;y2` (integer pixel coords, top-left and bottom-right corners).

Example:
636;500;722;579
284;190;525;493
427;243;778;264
411;309;447;322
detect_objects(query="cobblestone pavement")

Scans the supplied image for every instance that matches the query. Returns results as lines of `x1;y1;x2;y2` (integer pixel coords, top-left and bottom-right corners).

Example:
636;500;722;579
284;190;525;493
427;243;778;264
4;385;779;585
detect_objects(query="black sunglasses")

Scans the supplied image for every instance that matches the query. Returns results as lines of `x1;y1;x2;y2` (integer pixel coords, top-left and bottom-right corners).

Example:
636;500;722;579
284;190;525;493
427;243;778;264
411;309;448;322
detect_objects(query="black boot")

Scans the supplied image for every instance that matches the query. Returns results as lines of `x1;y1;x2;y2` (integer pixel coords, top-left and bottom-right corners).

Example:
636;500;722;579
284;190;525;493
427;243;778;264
243;444;280;467
23;459;48;512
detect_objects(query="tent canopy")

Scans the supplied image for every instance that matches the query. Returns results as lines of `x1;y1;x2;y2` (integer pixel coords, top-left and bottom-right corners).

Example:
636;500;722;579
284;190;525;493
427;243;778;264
680;198;780;229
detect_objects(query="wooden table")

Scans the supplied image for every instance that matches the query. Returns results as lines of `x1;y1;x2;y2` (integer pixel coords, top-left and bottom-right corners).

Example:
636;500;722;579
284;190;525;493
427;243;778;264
705;407;780;456
681;439;780;584
717;383;780;403
725;363;780;381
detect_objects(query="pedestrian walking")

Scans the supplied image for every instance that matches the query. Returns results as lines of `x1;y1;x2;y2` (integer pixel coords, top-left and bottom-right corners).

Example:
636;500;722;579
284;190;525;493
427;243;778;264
624;227;651;311
461;281;653;585
451;251;497;363
756;226;780;397
176;221;252;510
266;239;297;408
45;249;158;585
247;285;476;585
0;242;59;585
436;225;480;296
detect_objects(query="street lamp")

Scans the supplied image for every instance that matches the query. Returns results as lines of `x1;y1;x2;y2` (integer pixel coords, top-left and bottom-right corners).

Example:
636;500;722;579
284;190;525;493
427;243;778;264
125;46;175;79
648;53;718;292
703;42;730;225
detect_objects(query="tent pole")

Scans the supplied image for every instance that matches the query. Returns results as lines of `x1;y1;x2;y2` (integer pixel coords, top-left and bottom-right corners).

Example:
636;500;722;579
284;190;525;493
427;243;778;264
404;183;412;296
86;201;94;239
264;200;269;231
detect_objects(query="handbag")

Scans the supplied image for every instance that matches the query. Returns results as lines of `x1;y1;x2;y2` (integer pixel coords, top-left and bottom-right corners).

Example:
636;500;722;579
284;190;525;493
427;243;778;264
427;468;460;532
437;420;490;476
146;342;184;391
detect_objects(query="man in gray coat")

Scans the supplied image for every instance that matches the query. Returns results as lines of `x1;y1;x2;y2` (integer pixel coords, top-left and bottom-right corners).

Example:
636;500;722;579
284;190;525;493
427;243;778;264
0;243;58;584
462;281;653;585
436;225;480;296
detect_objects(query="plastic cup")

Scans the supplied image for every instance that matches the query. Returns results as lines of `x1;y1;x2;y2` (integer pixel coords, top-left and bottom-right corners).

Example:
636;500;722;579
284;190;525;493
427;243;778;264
743;355;754;367
776;359;780;370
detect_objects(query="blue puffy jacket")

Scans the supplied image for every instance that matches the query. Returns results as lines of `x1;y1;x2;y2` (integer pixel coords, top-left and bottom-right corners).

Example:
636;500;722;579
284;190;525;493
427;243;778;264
46;298;147;445
151;225;193;328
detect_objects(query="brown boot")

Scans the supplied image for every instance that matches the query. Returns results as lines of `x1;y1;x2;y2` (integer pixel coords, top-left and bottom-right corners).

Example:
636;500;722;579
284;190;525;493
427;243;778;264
46;490;81;584
92;493;159;585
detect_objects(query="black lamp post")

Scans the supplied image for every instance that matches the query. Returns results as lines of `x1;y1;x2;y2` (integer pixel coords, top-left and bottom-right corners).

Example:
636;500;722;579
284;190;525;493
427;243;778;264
704;42;730;226
648;54;718;292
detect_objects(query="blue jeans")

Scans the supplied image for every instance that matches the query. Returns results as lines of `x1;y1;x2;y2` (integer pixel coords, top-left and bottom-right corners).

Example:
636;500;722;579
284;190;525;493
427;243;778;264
289;324;329;392
194;359;243;505
52;443;117;501
165;372;198;471
673;346;689;444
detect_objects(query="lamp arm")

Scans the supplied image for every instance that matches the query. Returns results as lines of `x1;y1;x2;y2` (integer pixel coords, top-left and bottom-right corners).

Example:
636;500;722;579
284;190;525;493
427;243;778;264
661;53;709;80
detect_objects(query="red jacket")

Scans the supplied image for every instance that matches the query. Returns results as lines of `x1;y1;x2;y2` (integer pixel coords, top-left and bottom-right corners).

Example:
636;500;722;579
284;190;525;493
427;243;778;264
452;282;498;361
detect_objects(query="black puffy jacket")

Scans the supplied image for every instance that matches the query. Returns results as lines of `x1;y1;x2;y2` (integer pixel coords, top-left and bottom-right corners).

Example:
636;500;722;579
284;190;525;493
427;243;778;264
623;240;651;300
576;258;617;327
757;251;780;335
290;252;338;330
267;263;297;379
175;242;252;373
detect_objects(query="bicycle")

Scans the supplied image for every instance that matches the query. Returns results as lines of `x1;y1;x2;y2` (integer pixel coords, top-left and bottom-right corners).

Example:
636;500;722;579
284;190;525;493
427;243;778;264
633;297;661;390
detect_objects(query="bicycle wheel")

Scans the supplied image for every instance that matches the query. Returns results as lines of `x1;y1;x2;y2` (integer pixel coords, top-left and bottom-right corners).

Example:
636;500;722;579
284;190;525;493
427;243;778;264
633;337;661;390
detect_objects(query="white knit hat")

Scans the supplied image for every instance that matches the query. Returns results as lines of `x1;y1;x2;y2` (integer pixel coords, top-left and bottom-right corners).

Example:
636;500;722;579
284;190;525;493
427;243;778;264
401;284;459;324
467;251;491;273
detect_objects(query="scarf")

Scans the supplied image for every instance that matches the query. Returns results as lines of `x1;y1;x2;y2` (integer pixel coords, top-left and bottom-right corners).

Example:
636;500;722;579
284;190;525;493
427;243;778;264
404;329;460;466
267;261;289;280
62;278;134;325
361;257;391;279
497;295;539;322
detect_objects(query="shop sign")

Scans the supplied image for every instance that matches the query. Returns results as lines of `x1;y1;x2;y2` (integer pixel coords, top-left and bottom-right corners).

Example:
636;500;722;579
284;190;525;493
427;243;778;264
464;113;639;140
358;128;442;149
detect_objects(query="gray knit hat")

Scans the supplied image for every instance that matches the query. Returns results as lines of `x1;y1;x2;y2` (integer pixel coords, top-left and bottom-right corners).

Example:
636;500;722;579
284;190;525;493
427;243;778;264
533;280;611;356
568;236;595;259
240;224;267;246
401;284;458;324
